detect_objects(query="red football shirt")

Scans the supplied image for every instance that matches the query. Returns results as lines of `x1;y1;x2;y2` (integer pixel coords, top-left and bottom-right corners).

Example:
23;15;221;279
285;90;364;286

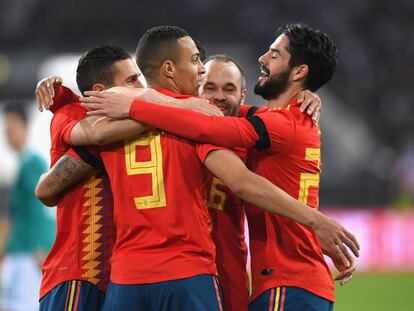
207;147;248;311
40;89;115;298
95;89;217;284
129;98;334;302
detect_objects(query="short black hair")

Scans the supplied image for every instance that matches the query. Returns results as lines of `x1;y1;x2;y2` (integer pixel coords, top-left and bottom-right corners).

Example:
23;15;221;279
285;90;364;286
136;26;189;81
76;45;131;94
205;54;246;90
278;23;338;91
3;102;28;124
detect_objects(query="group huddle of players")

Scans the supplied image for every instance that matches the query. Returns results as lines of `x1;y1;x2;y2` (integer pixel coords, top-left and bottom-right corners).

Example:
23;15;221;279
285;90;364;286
34;24;360;311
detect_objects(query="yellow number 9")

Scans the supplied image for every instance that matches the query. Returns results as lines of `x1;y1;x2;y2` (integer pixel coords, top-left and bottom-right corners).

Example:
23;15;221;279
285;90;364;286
124;133;166;209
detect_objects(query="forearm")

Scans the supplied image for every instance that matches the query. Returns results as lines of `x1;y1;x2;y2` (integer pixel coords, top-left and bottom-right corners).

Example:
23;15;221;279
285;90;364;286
130;100;257;148
234;172;320;228
137;88;186;107
35;174;58;207
70;116;148;146
204;149;319;228
88;117;148;145
35;155;94;206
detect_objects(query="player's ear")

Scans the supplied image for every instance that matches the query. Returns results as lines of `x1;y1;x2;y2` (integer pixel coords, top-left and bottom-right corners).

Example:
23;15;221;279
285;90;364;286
161;60;175;79
91;83;105;91
240;88;247;105
292;64;308;82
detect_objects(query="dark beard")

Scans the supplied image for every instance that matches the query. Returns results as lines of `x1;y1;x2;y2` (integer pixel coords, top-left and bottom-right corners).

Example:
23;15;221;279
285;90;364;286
254;70;290;100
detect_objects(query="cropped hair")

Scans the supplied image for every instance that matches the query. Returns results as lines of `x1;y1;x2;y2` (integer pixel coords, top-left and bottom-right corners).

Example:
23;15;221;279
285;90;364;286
76;45;131;94
136;26;189;80
205;54;246;90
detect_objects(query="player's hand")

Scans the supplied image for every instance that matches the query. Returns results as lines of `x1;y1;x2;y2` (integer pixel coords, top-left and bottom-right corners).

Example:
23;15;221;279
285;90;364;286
297;90;322;125
333;256;357;286
312;212;360;268
180;98;224;116
81;88;138;119
35;76;63;112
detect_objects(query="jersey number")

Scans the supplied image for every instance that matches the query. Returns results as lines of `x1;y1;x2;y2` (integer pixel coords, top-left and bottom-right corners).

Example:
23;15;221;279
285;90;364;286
298;148;320;206
124;133;166;209
208;177;226;211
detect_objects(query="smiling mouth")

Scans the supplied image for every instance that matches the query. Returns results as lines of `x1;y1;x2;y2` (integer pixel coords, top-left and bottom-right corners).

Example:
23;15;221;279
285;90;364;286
213;102;228;112
260;65;270;78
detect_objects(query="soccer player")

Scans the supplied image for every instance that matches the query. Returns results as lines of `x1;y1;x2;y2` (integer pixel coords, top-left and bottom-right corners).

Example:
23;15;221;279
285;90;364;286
197;54;326;311
82;24;358;310
35;45;142;311
201;55;251;311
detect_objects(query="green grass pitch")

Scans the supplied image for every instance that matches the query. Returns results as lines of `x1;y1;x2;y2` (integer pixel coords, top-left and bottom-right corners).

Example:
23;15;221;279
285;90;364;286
334;273;414;311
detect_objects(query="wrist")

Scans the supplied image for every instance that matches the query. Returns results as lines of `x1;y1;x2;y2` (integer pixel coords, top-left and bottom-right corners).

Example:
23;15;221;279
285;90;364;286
308;208;323;230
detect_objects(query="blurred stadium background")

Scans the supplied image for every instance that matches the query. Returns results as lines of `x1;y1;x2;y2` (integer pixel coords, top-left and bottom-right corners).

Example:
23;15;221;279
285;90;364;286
0;0;413;310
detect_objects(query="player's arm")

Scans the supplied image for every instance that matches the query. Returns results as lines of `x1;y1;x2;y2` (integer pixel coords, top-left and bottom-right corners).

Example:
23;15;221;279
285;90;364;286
203;149;360;266
237;91;322;123
80;87;222;119
79;88;321;145
69;116;149;146
35;153;95;207
80;91;259;148
129;101;262;149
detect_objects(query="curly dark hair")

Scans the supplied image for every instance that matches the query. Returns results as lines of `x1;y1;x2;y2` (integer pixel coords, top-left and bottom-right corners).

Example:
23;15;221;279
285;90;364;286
278;23;338;91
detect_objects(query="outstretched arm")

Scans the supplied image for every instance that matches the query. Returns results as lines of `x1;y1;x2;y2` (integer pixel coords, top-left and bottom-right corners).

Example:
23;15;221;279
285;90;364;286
203;149;360;270
80;91;259;149
79;88;323;146
128;101;260;149
35;154;95;206
80;87;222;119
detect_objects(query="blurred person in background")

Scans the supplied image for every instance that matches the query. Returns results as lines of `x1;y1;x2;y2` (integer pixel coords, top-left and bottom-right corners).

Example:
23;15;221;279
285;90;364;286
1;102;55;311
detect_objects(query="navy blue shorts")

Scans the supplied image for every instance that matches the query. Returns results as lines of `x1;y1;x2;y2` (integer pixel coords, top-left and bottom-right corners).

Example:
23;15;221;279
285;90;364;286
39;280;105;311
249;286;333;311
101;274;224;311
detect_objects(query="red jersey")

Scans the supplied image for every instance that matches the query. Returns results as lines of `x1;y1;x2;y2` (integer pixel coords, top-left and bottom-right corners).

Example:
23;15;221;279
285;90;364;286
96;89;217;284
40;87;115;298
207;147;248;311
129;98;334;302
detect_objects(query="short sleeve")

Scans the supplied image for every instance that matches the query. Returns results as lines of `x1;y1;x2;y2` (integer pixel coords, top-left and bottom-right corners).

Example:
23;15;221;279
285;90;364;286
196;144;231;163
196;144;246;163
254;110;295;153
50;104;87;147
238;105;254;118
50;85;81;113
